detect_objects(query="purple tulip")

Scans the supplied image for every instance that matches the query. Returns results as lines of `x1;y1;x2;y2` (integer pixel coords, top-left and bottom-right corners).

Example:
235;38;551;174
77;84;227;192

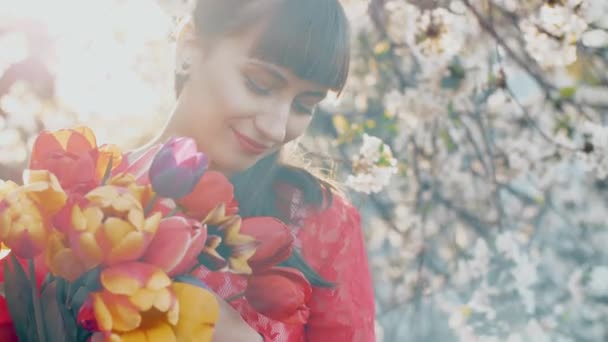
149;137;209;199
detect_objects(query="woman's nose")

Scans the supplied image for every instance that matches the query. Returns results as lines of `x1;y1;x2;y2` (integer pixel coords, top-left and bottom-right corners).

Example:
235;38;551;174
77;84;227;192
253;102;290;144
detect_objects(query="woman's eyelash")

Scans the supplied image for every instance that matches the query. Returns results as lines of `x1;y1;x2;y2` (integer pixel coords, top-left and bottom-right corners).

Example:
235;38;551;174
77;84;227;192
293;102;313;115
244;75;270;95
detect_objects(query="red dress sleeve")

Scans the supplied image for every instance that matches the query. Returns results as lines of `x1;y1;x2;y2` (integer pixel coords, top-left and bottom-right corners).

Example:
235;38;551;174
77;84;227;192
296;193;376;342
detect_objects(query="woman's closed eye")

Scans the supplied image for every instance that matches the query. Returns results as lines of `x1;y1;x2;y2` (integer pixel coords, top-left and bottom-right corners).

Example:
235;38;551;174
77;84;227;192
244;74;271;96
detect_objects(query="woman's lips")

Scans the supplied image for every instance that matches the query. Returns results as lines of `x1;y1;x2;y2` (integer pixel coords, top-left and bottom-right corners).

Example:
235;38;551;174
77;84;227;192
231;128;269;155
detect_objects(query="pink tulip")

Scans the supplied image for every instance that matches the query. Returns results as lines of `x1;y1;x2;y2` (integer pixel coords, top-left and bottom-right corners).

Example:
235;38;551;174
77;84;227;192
142;216;207;277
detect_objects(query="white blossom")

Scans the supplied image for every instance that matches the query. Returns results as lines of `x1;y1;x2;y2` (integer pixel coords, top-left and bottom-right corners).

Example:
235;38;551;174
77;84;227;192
587;266;608;297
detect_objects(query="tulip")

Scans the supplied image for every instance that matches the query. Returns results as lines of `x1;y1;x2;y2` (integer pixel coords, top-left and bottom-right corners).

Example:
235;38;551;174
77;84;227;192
107;173;158;212
177;171;238;220
148;137;208;199
45;231;89;281
244;267;312;324
82;263;218;342
80;263;178;337
198;214;256;274
68;186;161;268
0;323;17;342
142;216;207;277
0;171;67;258
171;282;219;341
239;217;294;271
111;144;163;184
29;127;122;194
0;180;18;198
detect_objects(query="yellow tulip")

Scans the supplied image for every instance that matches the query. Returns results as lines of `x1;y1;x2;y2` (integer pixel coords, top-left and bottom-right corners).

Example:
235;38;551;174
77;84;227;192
68;185;161;267
199;209;256;275
0;171;66;258
85;275;219;342
82;263;179;342
45;231;89;281
171;282;219;341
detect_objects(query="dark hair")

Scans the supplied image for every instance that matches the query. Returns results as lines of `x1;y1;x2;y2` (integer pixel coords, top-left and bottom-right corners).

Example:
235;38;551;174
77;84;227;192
177;0;351;287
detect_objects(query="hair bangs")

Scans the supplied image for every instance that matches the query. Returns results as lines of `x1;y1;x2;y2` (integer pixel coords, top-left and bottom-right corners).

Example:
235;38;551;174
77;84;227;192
250;0;351;93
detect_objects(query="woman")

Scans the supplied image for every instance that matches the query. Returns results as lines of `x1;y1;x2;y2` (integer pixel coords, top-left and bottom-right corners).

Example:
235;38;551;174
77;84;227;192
142;0;376;341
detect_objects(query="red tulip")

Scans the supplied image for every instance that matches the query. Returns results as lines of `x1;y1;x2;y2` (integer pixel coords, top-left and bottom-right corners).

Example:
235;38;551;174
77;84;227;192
239;217;294;271
177;171;238;220
149;137;208;199
141;216;207;277
0;323;17;342
29;127;121;194
244;267;312;324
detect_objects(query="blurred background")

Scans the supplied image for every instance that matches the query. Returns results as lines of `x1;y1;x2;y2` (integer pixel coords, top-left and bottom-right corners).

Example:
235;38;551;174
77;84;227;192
2;0;608;341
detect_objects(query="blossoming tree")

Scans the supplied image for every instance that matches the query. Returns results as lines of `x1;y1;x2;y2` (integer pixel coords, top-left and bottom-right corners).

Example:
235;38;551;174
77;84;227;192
1;0;608;341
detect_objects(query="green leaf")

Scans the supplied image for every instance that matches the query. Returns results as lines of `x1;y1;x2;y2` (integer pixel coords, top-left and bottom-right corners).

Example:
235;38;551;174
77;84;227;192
559;87;576;99
3;254;38;341
70;286;90;317
40;281;70;342
40;273;55;295
440;129;457;153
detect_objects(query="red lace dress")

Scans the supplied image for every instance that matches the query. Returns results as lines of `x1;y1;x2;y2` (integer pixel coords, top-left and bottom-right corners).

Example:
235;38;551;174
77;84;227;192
192;184;376;341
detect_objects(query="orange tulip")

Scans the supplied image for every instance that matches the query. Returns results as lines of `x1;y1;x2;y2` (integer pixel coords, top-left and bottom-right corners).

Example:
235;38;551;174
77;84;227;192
81;263;218;342
80;263;178;338
239;217;294;271
198;210;256;275
68;186;161;268
29;126;122;193
177;171;238;220
0;170;67;258
244;267;312;324
142;216;207;277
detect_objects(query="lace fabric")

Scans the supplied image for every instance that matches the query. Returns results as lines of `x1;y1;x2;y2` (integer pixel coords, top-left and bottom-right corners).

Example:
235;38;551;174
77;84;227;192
192;184;376;342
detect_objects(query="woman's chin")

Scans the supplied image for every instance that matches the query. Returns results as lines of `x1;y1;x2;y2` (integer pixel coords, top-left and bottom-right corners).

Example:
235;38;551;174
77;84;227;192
208;158;255;177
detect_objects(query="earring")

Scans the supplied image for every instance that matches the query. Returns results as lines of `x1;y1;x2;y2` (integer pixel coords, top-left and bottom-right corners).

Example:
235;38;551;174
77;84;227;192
174;17;196;76
175;45;195;75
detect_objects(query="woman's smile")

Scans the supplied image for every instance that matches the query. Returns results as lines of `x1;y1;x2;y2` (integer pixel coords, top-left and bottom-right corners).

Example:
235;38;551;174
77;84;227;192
230;127;271;155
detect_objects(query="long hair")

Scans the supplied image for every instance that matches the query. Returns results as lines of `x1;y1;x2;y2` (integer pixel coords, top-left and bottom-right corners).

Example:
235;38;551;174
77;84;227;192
177;0;351;287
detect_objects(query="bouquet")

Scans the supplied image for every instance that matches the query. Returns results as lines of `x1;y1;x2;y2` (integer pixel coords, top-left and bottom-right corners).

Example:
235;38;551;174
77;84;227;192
0;126;312;341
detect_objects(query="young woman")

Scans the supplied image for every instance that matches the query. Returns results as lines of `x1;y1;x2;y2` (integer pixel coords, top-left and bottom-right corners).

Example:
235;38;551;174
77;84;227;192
144;0;376;341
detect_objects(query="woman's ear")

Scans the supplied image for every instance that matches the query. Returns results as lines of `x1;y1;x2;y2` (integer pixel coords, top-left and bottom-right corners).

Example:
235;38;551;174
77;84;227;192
174;17;203;76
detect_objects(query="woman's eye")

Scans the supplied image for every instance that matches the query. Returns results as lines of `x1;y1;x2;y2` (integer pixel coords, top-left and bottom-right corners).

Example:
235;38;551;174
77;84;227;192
244;75;271;95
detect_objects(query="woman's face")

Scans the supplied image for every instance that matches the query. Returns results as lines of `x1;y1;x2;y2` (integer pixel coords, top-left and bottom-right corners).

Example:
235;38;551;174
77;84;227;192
174;27;329;175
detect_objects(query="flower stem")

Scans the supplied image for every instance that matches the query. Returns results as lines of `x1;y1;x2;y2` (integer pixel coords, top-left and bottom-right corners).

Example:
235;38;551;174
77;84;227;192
29;259;46;342
225;291;245;302
166;205;180;217
100;158;113;185
144;193;159;216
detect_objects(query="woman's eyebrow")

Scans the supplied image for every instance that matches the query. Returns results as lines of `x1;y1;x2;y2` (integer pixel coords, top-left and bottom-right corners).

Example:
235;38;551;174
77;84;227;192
248;59;288;86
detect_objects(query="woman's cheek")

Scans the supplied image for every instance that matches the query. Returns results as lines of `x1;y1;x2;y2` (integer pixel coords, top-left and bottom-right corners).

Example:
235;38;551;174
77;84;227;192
216;75;256;120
